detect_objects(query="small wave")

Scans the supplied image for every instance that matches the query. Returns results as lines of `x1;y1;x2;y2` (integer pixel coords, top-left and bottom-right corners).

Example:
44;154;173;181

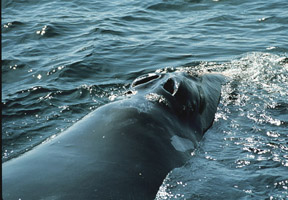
57;60;113;82
120;15;154;22
1;59;27;73
2;21;24;29
147;1;202;12
92;27;125;37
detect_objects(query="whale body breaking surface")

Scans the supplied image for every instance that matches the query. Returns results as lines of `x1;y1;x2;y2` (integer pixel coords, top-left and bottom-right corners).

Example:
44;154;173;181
2;71;226;200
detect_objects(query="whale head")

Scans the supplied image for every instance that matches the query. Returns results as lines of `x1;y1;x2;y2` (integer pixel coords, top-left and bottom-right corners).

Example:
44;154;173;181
129;71;226;135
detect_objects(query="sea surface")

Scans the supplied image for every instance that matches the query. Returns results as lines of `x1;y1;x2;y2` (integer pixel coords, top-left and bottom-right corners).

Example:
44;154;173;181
2;0;288;199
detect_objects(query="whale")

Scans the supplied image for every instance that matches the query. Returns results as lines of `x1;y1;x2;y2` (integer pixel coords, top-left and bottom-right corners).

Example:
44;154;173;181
2;71;225;200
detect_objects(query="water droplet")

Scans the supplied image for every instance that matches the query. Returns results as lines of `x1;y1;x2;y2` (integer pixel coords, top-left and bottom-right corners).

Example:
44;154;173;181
37;74;42;79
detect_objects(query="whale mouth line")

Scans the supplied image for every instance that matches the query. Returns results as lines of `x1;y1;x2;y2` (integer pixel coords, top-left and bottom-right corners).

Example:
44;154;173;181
131;73;160;87
170;135;195;152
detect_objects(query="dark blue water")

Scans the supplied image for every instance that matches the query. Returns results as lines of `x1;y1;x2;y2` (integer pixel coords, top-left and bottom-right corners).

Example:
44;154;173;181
2;0;288;199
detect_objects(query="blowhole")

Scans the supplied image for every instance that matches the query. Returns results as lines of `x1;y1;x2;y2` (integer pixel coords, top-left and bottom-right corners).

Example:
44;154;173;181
132;74;160;87
163;78;175;95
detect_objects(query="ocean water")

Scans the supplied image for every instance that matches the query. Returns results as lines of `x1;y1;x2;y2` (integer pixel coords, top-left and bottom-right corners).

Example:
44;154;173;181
2;0;288;199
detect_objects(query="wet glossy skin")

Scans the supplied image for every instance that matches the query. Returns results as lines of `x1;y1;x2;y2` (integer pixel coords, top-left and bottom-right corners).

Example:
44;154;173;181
2;72;225;200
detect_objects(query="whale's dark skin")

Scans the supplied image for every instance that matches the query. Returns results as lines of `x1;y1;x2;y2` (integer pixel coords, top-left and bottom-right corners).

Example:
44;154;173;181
2;72;225;200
